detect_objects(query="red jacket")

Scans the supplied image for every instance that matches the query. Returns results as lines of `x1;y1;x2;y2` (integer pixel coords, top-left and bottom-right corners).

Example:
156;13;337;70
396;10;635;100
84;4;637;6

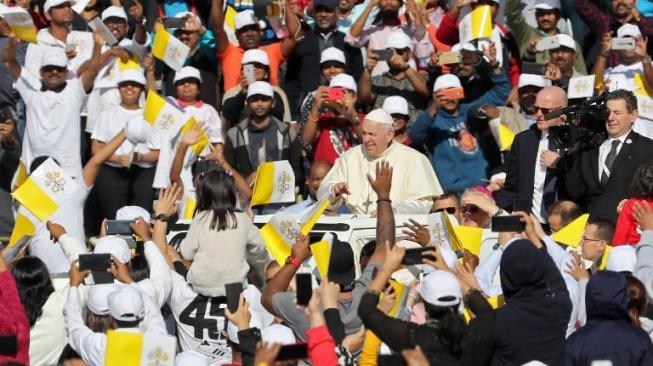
307;325;338;366
0;271;30;364
613;198;653;245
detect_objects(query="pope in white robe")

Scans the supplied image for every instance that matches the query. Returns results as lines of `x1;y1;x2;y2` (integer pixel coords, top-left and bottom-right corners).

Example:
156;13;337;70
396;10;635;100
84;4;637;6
317;109;443;214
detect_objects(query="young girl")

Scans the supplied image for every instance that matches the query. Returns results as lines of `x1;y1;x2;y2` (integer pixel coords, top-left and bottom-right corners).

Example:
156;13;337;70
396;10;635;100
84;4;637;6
613;163;653;245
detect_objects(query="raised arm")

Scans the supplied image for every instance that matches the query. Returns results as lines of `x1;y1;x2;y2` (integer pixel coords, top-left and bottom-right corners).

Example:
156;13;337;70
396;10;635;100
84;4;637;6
367;161;395;264
83;130;126;188
80;31;105;93
210;0;230;55
1;32;21;80
281;0;300;58
347;0;378;39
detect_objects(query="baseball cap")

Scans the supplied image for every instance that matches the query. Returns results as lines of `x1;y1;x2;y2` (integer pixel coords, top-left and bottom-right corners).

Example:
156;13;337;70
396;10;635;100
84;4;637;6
605;245;637;273
101;6;128;21
40;48;68;69
534;0;561;10
124;117;153;145
234;10;258;31
242;49;269;65
617;23;642;38
94;235;131;264
247;81;274;98
554;34;576;52
173;66;202;84
261;324;296;345
175;351;210;366
314;0;337;11
44;0;75;13
323;237;356;285
417;270;462;307
382;96;409;116
118;69;146;86
433;74;462;92
320;47;346;65
451;42;478;53
87;283;118;315
107;285;145;322
518;74;546;89
116;205;151;223
329;73;357;93
384;31;412;50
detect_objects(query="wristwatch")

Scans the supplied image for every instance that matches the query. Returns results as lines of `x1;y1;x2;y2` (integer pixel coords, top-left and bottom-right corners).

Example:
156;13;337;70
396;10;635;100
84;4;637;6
493;208;506;217
154;213;169;222
285;255;302;269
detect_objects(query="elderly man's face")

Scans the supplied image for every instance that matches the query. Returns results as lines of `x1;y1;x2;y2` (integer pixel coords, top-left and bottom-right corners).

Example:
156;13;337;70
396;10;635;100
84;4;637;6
361;120;393;157
534;87;567;130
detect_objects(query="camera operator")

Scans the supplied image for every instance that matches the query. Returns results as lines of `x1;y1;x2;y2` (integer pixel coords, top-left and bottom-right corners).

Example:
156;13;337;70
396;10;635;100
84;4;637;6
566;89;653;223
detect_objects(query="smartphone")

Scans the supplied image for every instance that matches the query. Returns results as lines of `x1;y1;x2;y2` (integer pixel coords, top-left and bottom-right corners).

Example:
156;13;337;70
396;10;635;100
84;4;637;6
402;247;436;266
513;199;531;213
611;37;636;50
326;87;345;102
225;282;243;313
536;36;560;51
243;64;256;85
276;343;308;361
295;273;312;306
491;216;526;232
438;50;461;65
79;254;112;271
105;220;134;235
375;48;392;62
521;61;546;75
163;17;186;29
0;335;17;357
378;354;406;366
439;87;465;100
91;271;115;284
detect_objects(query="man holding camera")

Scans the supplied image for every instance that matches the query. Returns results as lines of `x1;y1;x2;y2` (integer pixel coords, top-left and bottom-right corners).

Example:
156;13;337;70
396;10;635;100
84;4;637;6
566;89;653;223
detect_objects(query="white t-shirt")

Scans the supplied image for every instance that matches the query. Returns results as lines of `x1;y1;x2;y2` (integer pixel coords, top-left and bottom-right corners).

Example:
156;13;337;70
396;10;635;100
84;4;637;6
16;68;88;180
91;106;159;168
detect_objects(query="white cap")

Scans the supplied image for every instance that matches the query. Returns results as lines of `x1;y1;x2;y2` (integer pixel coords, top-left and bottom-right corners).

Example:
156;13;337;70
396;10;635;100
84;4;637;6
423;248;458;273
118;69;146;86
94;235;131;264
534;0;561;10
382;96;409;116
44;0;75;13
87;283;118;315
242;49;269;65
247;81;274;98
451;42;477;52
554;34;576;51
417;270;462;307
124;117;152;145
173;66;202;84
617;23;642;38
605;246;637;273
116;206;151;223
107;285;145;322
261;324;296;345
434;74;462;92
175;351;210;366
518;74;546;89
329;73;357;93
40;48;68;68
364;108;394;126
234;10;258;31
384;31;412;50
320;47;346;65
101;6;128;21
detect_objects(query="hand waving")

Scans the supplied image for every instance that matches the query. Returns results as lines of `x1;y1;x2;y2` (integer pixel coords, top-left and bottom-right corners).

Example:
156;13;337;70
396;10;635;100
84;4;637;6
367;160;393;199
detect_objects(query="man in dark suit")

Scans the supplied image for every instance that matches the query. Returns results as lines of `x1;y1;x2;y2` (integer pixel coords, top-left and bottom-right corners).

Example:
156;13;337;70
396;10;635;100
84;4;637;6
496;86;570;224
566;89;653;223
284;0;364;120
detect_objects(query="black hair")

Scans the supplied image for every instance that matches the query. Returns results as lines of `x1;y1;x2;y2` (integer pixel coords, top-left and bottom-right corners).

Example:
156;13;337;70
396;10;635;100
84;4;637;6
360;240;377;258
57;345;82;366
548;200;583;227
85;311;112;333
30;156;60;174
423;302;466;357
114;319;141;328
128;254;151;282
626;274;648;318
436;190;461;206
588;218;616;242
630;163;653;198
607;89;638;113
195;169;240;231
10;256;55;327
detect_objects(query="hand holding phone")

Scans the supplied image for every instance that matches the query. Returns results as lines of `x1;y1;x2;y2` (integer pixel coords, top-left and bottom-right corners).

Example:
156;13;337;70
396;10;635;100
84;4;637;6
277;343;308;361
163;17;186;29
326;87;345;102
295;273;313;306
375;49;392;62
225;282;243;313
491;216;526;232
438;51;461;65
611;37;636;50
536;36;560;52
438;87;465;100
402;247;437;266
105;220;135;235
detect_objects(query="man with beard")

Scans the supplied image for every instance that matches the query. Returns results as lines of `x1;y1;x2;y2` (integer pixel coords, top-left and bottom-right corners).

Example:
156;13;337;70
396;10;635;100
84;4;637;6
345;0;433;77
495;86;570;224
577;0;653;67
284;0;364;120
542;34;586;91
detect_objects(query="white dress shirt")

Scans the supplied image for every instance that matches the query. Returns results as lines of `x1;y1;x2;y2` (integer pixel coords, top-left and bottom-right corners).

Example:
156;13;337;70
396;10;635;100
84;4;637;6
532;132;549;223
597;131;630;180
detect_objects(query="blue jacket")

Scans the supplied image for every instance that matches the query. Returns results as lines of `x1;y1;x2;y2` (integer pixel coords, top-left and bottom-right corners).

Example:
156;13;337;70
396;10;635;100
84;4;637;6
561;271;653;366
409;71;509;193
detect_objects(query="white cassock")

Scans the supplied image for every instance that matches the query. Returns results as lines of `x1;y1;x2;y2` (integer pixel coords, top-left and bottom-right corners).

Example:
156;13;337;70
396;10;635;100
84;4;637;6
317;142;443;214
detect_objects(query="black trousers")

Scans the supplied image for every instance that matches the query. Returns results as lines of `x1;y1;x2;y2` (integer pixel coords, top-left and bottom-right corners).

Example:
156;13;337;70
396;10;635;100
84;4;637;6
95;164;155;220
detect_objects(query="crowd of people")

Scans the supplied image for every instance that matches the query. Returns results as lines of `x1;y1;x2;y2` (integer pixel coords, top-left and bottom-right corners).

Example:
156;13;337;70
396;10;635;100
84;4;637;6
4;0;653;365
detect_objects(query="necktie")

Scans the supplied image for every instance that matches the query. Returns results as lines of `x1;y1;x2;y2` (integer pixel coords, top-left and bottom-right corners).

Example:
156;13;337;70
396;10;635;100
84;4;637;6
600;140;620;184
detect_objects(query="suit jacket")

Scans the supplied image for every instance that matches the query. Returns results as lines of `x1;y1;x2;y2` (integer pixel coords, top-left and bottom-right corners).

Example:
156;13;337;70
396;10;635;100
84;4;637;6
284;28;364;120
496;125;569;216
565;130;653;223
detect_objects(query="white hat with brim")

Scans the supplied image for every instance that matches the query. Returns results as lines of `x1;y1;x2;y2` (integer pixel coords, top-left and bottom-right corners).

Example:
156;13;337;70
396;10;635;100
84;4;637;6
364;108;394;126
242;49;269;65
384;31;412;50
44;0;76;13
554;34;576;52
116;205;151;223
234;10;258;31
605;245;637;273
247;81;274;99
518;74;546;89
107;285;145;322
434;74;462;92
329;73;357;93
94;235;131;264
173;66;202;84
118;69;146;86
534;0;561;10
101;6;128;21
87;283;118;315
417;270;462;307
617;23;642;38
261;324;296;345
41;48;68;69
320;47;346;65
382;96;409;116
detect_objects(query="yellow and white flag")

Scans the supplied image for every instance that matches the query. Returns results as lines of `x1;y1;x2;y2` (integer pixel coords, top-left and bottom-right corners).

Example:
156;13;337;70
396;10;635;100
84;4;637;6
459;5;493;43
105;330;177;366
310;232;334;278
251;161;296;207
3;8;37;43
551;213;589;247
179;118;209;156
427;212;455;250
152;24;190;71
499;123;516;151
143;91;191;138
12;158;80;222
8;207;37;248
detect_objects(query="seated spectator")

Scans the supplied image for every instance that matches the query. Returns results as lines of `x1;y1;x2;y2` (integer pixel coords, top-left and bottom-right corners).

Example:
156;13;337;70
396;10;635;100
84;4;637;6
381;95;415;147
614;164;653;245
0;106;19;237
432;190;463;224
543;34;586;91
222;49;290;127
579;219;616;273
547;200;583;233
358;31;429;123
284;160;332;214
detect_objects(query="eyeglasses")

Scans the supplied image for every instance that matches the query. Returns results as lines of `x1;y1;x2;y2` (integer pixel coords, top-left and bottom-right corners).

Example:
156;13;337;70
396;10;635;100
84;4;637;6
433;207;457;214
392;48;410;56
461;205;480;214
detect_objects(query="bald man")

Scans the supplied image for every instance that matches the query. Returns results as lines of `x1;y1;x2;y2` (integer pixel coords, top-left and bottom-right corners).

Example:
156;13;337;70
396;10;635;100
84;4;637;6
284;160;332;214
317;109;442;214
496;86;572;225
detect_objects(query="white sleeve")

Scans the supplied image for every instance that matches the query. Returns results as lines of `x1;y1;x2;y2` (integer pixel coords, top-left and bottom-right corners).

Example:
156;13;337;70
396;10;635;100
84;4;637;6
542;236;575;274
14;68;39;104
393;199;431;214
474;248;503;297
576;278;589;327
140;241;172;308
133;283;167;334
64;286;108;366
57;234;88;262
206;107;224;144
635;230;653;302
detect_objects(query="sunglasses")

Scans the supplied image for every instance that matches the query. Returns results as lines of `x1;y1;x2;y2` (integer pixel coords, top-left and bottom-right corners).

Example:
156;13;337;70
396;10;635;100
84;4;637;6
461;205;480;214
433;207;457;214
393;48;410;55
533;106;563;115
41;66;67;73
